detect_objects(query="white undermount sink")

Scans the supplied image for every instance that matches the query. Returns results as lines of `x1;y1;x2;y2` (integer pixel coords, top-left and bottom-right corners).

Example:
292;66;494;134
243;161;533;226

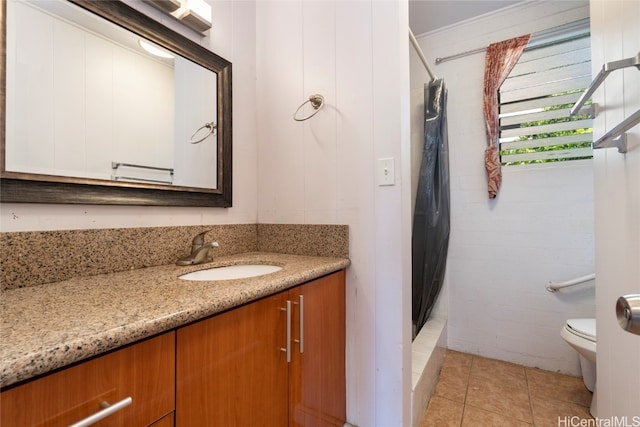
179;264;282;281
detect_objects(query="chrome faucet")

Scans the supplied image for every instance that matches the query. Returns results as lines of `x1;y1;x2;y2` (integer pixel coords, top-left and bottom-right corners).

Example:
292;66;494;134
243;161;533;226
176;230;219;266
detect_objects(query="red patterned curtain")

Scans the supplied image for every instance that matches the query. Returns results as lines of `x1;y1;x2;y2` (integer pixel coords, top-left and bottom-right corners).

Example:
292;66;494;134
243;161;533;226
483;34;531;198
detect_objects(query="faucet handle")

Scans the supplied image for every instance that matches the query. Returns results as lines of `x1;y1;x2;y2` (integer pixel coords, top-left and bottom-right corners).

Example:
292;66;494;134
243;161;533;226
188;241;220;265
177;240;220;266
191;230;211;251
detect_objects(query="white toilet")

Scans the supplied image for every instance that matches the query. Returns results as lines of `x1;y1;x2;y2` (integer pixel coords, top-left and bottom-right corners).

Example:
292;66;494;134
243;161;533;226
560;318;597;417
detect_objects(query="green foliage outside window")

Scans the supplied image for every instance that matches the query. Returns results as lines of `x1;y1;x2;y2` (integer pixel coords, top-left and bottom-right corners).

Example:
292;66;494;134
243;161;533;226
500;90;593;165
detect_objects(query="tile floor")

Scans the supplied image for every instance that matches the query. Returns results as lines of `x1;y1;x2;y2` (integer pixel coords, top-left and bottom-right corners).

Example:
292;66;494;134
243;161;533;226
419;350;594;426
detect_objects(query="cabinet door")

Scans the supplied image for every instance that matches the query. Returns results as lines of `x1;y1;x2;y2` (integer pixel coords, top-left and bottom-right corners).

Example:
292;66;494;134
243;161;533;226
176;293;289;426
150;412;174;427
289;270;346;427
0;332;175;427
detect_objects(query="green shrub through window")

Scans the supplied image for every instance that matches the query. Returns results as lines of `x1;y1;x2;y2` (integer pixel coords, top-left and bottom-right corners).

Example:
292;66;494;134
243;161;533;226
499;23;593;165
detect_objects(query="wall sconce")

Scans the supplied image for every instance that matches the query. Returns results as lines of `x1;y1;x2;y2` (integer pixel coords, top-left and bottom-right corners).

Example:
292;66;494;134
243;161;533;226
144;0;212;34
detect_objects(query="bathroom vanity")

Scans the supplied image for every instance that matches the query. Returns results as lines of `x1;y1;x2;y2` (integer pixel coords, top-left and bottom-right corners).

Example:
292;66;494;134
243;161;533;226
177;270;345;426
0;252;349;426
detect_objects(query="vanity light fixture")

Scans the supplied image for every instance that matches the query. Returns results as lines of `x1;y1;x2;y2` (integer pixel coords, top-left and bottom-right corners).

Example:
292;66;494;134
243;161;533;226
143;0;212;34
144;0;181;13
176;0;212;33
138;39;175;59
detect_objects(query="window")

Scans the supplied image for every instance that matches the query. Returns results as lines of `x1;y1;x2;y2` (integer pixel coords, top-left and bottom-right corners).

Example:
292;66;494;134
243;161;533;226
499;22;593;165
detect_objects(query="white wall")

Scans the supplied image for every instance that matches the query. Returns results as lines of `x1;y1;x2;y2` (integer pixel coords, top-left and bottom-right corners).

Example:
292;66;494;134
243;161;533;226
256;1;412;425
6;1;174;181
173;57;218;188
2;0;415;424
0;0;258;231
412;0;596;376
590;0;640;418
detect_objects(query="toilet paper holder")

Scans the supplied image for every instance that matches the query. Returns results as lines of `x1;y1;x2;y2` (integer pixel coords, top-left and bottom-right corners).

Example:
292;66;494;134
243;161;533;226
616;294;640;336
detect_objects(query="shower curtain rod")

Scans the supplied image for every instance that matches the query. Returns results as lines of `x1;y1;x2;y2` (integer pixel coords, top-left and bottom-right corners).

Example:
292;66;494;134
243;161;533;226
409;28;436;82
435;46;485;64
435;19;590;64
433;36;560;64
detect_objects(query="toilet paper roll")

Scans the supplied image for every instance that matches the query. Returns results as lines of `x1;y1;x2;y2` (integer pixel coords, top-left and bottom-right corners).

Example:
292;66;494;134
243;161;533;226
616;294;640;336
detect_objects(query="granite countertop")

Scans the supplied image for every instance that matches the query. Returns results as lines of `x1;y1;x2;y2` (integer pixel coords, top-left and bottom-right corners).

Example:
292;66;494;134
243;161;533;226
0;252;350;388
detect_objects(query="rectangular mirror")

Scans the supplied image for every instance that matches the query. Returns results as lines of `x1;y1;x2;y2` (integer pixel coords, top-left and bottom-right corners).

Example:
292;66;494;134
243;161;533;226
1;0;232;207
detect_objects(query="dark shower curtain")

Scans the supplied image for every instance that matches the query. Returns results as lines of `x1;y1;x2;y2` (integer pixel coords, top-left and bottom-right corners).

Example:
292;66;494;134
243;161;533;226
412;79;450;339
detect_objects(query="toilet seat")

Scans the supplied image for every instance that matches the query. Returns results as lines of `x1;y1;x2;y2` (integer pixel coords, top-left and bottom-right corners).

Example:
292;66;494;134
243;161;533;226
566;318;596;343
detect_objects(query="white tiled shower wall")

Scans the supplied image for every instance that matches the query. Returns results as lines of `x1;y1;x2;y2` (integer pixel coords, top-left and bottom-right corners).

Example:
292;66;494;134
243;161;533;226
411;0;595;376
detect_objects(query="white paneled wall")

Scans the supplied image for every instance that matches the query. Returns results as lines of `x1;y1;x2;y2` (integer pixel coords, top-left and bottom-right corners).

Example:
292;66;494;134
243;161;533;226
1;0;259;231
173;58;217;188
4;0;414;424
6;1;174;180
256;2;412;425
590;0;640;417
412;0;596;376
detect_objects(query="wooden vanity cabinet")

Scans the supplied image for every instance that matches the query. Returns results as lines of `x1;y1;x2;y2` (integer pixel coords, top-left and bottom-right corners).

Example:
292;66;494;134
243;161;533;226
289;270;346;427
176;270;346;427
150;412;175;426
0;332;175;427
176;291;290;426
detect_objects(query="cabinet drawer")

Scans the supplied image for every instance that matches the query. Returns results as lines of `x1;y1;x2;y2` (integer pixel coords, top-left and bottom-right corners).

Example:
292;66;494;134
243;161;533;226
0;332;175;427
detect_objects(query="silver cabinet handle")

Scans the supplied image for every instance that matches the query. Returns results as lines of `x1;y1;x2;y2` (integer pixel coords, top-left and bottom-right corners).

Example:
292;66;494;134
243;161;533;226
292;296;304;353
616;294;640;335
280;301;292;363
69;396;132;427
298;295;304;353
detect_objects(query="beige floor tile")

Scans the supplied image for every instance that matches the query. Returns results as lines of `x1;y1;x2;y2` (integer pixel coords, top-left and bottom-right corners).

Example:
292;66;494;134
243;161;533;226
466;374;533;423
419;396;464;427
530;396;593;426
471;356;528;387
526;368;592;407
434;367;470;403
420;351;595;427
465;355;531;423
442;350;474;370
461;405;532;427
433;350;473;403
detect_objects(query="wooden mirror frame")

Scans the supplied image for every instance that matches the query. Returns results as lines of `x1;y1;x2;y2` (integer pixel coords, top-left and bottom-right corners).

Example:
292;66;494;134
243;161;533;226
0;0;232;207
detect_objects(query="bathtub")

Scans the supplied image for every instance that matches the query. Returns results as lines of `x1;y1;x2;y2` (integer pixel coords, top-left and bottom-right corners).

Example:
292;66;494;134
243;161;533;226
411;294;447;426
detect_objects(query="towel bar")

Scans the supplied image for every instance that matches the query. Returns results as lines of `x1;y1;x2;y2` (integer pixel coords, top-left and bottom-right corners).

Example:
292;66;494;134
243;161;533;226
111;162;174;184
592;109;640;154
570;52;640;116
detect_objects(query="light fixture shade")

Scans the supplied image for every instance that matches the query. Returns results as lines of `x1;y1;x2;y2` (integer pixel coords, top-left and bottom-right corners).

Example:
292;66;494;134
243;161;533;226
142;0;181;13
138;39;175;59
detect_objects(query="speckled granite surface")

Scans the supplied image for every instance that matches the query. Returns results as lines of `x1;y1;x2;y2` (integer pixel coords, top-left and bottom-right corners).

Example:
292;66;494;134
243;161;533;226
0;252;350;388
1;225;258;290
0;223;350;388
258;224;349;258
1;223;349;290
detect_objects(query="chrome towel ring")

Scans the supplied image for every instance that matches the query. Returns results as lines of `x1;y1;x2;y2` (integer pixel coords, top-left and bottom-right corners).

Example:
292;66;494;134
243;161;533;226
190;122;217;144
293;94;324;121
